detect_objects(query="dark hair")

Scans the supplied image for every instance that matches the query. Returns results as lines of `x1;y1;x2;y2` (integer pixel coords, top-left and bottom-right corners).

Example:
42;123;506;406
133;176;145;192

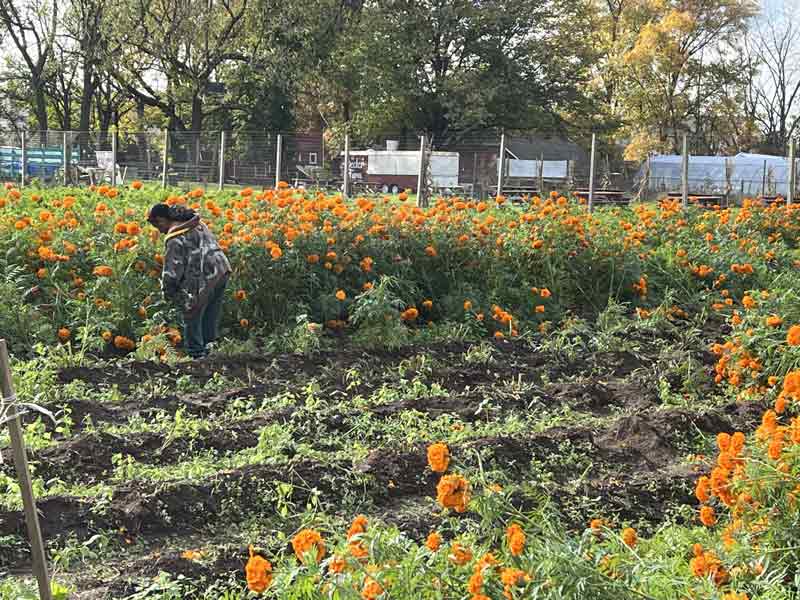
147;203;196;223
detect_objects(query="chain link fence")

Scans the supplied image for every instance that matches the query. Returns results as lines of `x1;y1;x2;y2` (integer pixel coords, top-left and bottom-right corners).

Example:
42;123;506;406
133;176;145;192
1;129;797;207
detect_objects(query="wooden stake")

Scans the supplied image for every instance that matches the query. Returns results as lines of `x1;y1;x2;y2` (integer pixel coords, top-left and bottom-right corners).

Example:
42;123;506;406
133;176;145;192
0;340;52;600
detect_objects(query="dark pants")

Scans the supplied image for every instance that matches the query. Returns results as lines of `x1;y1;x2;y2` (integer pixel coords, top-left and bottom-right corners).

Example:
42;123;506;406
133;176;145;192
184;278;227;358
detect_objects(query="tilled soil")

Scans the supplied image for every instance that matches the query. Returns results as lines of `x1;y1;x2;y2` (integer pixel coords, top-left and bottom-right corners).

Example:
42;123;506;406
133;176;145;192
0;335;764;597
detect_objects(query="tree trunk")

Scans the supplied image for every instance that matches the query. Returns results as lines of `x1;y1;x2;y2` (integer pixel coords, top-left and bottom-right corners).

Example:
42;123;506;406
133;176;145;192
32;75;48;143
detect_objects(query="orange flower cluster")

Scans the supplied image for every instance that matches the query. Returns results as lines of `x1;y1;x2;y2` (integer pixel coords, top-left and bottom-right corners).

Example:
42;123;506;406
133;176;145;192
427;442;450;473
690;544;728;585
425;531;442;551
113;336;136;351
245;545;273;594
730;263;754;275
401;307;419;321
346;515;369;559
436;474;470;513
505;523;525;556
291;529;326;563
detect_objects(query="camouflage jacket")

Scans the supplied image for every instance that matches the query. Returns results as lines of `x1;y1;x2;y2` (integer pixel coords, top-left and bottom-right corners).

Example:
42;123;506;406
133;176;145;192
162;215;231;315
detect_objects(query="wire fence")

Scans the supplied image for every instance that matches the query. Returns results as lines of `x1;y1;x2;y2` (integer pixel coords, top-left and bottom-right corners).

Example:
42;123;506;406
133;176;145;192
0;129;797;206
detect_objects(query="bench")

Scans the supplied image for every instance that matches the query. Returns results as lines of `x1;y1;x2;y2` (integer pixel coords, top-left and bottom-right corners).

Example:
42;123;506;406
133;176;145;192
665;192;728;208
0;146;64;180
573;189;631;206
502;187;541;203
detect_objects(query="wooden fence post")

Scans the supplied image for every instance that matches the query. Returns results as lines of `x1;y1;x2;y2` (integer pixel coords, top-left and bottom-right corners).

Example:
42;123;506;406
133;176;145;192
275;133;283;189
588;134;597;212
20;131;27;188
681;133;689;208
0;340;52;600
496;130;506;199
417;134;427;208
161;129;169;189
788;140;795;205
219;131;226;191
343;131;351;200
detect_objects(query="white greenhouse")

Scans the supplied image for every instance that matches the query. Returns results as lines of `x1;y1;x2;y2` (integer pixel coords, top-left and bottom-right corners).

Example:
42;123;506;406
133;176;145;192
640;153;797;197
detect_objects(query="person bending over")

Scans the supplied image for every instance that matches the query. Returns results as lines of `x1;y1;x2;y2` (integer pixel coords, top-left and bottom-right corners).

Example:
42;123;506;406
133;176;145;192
147;203;231;359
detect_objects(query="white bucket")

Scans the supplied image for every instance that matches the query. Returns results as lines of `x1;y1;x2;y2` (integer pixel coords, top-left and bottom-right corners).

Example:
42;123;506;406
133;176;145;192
386;140;400;151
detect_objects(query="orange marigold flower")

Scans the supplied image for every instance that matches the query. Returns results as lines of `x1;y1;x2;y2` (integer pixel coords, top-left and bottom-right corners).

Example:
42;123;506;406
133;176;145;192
126;222;141;236
307;254;320;264
449;542;473;565
540;288;551;298
766;315;784;328
131;180;143;190
240;318;250;328
361;576;383;600
768;437;784;460
436;474;470;512
621;527;637;548
422;299;433;310
590;518;604;533
695;476;710;503
426;532;442;551
291;529;326;563
113;336;136;351
699;505;716;527
788;325;800;346
93;265;113;277
270;245;282;260
427;442;450;473
506;523;525;556
245;545;272;594
329;554;347;574
234;289;247;301
336;290;346;301
401;307;419;321
425;245;437;257
347;515;368;541
57;328;71;342
535;305;545;313
464;300;472;311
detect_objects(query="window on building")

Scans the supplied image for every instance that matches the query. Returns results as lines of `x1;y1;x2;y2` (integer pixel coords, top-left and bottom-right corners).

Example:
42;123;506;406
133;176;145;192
309;152;318;165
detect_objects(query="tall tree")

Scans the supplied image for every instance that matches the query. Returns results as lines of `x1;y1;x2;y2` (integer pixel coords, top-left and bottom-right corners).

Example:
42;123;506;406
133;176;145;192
743;6;800;154
0;0;59;131
107;0;251;132
619;0;756;159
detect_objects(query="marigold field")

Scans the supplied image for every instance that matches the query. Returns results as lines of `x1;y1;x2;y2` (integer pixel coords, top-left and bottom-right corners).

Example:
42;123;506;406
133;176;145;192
2;182;800;599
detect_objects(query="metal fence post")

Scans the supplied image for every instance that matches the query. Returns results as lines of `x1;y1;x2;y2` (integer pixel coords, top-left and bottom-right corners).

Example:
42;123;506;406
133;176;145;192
538;152;544;197
762;159;767;197
343;132;350;199
788;140;795;205
417;134;427;208
111;129;118;187
62;132;68;186
496;130;506;198
681;133;689;208
275;133;283;189
161;129;169;189
588;134;597;212
20;131;27;188
219;131;226;191
1;340;53;600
